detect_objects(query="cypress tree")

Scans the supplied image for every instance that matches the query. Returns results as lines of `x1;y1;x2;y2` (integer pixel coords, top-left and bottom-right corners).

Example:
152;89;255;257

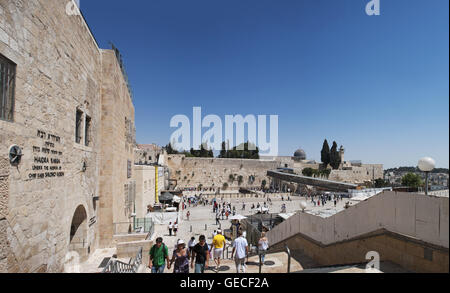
321;139;330;166
330;141;341;170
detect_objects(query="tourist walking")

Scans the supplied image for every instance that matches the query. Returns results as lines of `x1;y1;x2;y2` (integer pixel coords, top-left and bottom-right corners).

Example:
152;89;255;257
188;237;196;253
212;229;226;271
174;222;178;236
149;237;170;273
168;222;173;236
258;232;269;265
231;230;248;273
186;211;191;221
215;213;220;225
191;235;210;273
170;239;190;274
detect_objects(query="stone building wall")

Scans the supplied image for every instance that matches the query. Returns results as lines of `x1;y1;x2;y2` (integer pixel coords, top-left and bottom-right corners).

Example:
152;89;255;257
133;165;156;218
0;157;11;272
167;155;279;190
0;0;136;271
0;0;103;272
329;164;384;184
167;154;384;190
98;50;135;247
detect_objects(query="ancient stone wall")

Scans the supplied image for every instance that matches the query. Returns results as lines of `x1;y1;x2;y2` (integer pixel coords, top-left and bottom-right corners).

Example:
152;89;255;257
329;164;384;183
133;165;156;218
0;0;136;271
0;0;103;272
98;50;135;246
167;155;279;190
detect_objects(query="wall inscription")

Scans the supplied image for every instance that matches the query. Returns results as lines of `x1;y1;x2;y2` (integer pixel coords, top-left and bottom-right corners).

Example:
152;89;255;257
29;130;65;180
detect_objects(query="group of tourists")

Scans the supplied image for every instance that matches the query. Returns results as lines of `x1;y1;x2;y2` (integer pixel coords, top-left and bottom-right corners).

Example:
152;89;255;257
310;193;343;207
168;222;179;236
149;229;253;274
214;202;236;223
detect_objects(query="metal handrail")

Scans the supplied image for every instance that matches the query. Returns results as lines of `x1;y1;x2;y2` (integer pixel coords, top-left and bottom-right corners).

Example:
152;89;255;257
255;245;292;273
285;245;291;273
102;247;143;273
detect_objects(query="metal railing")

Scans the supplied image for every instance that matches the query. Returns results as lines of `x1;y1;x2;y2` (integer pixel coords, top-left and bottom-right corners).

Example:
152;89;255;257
113;218;154;235
255;244;292;273
102;247;143;273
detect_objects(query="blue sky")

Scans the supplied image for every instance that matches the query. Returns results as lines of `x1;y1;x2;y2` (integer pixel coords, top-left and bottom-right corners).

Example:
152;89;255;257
81;0;449;168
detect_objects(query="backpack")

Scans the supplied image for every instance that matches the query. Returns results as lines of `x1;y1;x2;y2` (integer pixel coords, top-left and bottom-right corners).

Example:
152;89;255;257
151;243;168;258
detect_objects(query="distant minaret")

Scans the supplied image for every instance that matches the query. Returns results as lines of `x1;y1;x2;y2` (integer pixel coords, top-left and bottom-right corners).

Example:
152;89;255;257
339;146;345;163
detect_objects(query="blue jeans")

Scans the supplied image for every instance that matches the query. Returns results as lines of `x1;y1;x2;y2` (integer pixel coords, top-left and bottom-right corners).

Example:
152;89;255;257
195;263;205;273
151;264;165;274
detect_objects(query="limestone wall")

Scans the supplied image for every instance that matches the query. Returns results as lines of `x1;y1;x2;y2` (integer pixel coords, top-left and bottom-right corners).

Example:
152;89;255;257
0;0;136;272
267;191;449;249
329;164;384;183
167;155;279;190
98;50;135;247
133;165;156;218
0;0;103;272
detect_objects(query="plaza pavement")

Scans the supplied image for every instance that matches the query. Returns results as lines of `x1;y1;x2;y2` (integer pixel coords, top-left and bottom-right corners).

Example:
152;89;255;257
144;195;350;273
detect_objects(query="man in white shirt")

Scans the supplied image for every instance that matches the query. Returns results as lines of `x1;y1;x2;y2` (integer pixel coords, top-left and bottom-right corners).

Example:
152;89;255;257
231;230;248;273
188;237;196;253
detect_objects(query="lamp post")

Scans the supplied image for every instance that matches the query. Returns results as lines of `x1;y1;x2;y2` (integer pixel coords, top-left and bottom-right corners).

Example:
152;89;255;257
418;157;436;196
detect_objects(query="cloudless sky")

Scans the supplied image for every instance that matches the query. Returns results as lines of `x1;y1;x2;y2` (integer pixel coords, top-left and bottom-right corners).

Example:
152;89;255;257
81;0;449;168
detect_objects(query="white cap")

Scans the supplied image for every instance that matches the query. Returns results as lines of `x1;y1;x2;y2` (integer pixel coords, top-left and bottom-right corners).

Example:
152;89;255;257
217;229;222;234
177;239;185;246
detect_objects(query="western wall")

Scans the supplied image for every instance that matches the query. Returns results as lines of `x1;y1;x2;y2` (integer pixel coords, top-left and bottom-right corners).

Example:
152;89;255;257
167;155;279;190
167;154;384;190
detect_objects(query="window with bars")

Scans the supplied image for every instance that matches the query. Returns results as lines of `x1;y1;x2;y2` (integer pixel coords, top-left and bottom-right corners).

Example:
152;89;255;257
0;54;16;122
75;109;83;144
85;115;91;146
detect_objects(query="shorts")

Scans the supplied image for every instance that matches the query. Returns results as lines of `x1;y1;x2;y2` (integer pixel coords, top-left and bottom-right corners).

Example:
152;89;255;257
213;248;223;259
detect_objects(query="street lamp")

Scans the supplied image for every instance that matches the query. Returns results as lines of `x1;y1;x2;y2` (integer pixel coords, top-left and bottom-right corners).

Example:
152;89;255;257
418;157;436;196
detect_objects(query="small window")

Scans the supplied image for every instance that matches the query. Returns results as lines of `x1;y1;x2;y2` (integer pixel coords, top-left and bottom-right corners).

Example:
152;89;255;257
85;115;91;146
75;109;83;144
0;54;16;122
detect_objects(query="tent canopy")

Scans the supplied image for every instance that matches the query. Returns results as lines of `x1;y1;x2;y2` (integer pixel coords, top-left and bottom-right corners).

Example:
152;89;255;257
159;192;174;202
229;215;247;221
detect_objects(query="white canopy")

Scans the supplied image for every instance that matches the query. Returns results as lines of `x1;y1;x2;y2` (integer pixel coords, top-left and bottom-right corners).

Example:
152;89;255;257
229;215;247;221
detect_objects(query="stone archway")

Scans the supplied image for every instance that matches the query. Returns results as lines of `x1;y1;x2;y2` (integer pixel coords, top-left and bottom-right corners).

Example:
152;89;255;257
68;205;88;261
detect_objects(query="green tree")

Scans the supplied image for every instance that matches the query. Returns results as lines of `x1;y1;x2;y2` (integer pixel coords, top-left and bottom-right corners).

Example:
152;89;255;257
319;169;331;178
321;139;331;166
302;168;315;177
165;142;179;155
374;179;390;188
219;142;227;158
218;141;259;159
261;180;267;189
402;173;423;188
330;141;341;170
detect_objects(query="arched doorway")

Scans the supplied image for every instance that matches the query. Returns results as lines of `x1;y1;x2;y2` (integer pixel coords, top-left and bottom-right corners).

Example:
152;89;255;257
69;205;88;261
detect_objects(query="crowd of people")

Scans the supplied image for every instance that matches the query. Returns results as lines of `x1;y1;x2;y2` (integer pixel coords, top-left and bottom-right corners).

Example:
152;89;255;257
150;190;350;274
149;229;265;274
309;193;344;207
